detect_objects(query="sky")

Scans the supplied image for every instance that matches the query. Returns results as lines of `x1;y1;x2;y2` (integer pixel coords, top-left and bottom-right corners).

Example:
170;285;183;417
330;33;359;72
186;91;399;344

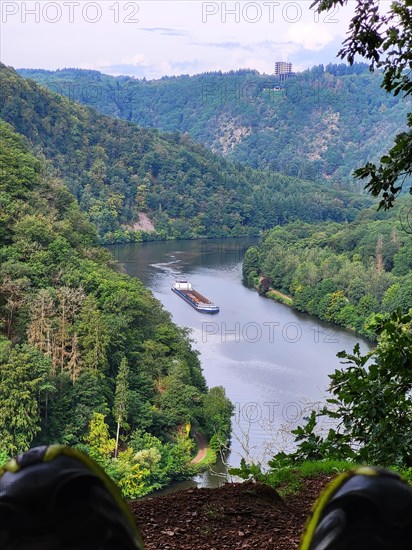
1;1;391;80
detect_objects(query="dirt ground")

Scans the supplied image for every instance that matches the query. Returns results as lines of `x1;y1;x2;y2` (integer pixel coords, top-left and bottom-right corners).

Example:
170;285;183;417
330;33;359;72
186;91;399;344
190;432;207;464
130;475;332;550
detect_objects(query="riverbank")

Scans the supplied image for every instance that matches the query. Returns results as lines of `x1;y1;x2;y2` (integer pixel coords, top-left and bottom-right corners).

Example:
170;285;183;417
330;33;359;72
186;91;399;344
191;432;217;468
256;277;293;306
130;475;332;549
253;276;374;342
119;236;373;486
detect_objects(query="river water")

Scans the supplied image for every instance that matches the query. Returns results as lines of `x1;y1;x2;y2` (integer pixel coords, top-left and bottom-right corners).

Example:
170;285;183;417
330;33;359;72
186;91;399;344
110;238;372;492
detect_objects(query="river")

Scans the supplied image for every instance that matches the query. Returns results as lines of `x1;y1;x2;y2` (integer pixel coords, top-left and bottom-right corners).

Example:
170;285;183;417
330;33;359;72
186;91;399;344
110;237;372;492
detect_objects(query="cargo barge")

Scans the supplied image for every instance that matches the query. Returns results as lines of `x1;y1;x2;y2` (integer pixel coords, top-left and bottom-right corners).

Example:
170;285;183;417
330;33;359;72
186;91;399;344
172;280;219;313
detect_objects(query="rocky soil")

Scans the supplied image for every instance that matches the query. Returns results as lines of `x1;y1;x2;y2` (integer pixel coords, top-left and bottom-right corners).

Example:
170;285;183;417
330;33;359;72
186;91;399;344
130;475;332;549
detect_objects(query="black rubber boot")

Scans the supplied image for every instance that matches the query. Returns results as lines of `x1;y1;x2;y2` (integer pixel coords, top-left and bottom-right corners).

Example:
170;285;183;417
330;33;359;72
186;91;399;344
0;445;145;550
300;466;412;550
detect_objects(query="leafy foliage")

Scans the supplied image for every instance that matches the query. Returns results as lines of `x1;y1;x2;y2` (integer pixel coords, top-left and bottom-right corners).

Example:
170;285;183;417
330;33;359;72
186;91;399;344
17;63;410;196
0;64;369;242
286;310;412;466
229;457;359;496
237;311;412;485
83;412;116;463
0;119;232;496
312;0;412;208
113;356;130;457
0;339;50;455
243;205;412;338
202;386;234;450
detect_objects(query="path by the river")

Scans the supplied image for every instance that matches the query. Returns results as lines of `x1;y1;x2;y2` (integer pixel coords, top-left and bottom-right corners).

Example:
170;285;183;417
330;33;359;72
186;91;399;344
114;237;372;480
191;432;207;464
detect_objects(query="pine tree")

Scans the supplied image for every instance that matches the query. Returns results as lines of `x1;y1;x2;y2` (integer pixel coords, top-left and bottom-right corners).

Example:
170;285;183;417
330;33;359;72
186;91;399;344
113;357;130;458
27;288;55;363
375;235;384;273
85;412;115;462
0;275;30;337
55;287;84;375
0;342;50;455
77;295;109;373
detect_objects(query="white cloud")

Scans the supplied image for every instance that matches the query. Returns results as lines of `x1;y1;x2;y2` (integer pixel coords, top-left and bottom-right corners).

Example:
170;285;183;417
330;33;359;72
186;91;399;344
288;23;337;52
2;1;359;79
121;54;147;66
241;58;274;74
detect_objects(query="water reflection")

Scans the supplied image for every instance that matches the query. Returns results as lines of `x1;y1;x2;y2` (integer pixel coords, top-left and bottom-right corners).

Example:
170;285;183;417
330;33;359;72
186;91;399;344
108;238;372;493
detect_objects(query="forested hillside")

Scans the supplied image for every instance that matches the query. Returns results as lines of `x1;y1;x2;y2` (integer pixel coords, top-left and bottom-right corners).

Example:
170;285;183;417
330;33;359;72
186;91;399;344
18;64;410;187
0;120;233;496
243;203;412;339
1;64;371;243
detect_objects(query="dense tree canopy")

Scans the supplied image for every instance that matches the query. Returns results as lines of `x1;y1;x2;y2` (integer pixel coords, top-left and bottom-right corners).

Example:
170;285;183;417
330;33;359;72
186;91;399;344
0;120;232;496
0;64;371;243
4;5;411;486
243;202;412;338
18;64;410;195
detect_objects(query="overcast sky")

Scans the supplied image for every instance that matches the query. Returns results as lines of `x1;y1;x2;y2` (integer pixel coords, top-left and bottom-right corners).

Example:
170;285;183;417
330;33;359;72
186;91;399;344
1;1;391;80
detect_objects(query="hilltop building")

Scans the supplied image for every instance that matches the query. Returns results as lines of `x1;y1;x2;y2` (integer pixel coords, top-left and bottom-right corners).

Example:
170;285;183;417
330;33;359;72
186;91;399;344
274;62;293;79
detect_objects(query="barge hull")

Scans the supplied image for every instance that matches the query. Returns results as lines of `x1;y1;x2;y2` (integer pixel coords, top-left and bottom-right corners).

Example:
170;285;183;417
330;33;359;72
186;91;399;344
172;287;219;313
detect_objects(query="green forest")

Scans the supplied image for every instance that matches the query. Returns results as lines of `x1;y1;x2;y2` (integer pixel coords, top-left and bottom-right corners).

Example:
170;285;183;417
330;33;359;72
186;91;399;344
1;49;411;502
243;203;412;339
1;64;371;244
18;64;410;187
1;3;411;546
0;119;233;497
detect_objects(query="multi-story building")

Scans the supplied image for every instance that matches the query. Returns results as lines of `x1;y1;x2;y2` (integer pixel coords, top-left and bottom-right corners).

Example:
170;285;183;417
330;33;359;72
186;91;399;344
274;61;293;77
